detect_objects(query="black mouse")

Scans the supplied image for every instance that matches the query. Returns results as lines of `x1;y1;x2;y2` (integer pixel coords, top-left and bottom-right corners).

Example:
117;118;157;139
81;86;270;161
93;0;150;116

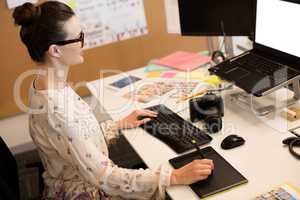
221;134;245;150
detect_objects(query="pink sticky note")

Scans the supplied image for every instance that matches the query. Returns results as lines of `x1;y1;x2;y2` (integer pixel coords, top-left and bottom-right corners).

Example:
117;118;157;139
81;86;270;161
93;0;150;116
154;51;211;72
161;71;177;78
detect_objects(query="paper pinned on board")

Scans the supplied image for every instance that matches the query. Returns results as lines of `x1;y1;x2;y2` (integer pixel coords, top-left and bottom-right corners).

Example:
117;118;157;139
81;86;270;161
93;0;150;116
57;0;148;49
164;0;181;34
6;0;37;9
66;0;77;9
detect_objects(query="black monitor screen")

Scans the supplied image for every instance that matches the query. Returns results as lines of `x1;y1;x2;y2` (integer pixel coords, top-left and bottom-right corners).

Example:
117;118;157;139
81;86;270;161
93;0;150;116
178;0;256;37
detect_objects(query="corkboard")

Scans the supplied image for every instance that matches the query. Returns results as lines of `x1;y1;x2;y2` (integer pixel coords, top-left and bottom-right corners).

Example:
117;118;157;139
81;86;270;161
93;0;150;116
0;0;211;119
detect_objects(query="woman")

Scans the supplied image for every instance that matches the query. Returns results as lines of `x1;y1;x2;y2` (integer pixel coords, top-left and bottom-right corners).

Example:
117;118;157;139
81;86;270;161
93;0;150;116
13;1;214;200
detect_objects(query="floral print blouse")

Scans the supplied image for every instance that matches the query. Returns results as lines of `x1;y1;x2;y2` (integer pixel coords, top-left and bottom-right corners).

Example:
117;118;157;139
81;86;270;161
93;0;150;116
28;84;172;200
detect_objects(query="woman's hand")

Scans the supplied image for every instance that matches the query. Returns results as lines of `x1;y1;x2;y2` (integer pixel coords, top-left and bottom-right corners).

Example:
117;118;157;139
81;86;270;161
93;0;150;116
170;159;214;185
116;109;157;129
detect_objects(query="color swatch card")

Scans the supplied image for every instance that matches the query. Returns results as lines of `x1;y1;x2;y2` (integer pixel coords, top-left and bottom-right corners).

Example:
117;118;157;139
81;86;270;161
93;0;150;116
154;51;211;71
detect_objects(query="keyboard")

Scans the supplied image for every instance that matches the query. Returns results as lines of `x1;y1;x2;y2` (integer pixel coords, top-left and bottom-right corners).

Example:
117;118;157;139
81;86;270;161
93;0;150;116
234;53;299;80
209;53;300;96
140;104;212;153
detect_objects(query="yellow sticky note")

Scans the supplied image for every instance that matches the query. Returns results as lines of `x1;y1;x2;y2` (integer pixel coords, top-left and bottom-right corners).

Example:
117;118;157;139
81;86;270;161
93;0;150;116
204;75;221;86
175;72;206;80
190;72;206;80
176;72;187;79
67;0;77;9
146;71;161;78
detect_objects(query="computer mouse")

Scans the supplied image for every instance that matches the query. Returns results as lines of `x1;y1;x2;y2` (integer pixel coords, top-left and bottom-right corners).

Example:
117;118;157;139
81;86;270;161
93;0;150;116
221;134;245;150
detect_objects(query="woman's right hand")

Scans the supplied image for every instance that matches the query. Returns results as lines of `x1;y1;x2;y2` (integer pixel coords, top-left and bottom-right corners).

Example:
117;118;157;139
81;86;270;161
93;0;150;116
170;159;214;185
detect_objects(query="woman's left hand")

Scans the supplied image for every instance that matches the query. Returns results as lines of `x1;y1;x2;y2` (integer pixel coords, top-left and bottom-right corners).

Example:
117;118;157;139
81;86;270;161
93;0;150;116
117;109;157;129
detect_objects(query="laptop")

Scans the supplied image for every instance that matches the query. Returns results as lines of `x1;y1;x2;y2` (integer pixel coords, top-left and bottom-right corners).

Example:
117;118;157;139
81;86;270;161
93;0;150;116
209;0;300;97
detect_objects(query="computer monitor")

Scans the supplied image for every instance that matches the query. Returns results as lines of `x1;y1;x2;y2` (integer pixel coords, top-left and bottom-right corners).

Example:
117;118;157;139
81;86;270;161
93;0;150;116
178;0;256;38
255;0;300;96
255;0;300;59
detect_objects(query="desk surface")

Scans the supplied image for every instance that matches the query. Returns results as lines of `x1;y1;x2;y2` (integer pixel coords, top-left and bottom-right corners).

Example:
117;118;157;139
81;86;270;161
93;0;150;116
87;67;300;200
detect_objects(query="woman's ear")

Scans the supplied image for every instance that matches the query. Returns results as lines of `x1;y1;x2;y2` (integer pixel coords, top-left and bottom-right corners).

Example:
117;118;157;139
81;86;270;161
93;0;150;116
47;44;62;58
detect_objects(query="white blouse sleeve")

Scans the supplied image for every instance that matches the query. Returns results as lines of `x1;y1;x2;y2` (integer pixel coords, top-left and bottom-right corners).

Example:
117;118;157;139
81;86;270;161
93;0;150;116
100;120;121;144
46;106;172;200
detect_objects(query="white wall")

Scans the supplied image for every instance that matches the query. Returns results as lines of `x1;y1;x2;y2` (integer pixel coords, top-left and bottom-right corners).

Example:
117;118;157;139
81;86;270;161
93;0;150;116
0;96;93;151
0;113;32;149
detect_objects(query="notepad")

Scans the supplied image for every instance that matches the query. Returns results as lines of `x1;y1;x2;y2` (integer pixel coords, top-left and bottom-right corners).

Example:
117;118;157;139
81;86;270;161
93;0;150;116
169;146;248;198
154;51;211;71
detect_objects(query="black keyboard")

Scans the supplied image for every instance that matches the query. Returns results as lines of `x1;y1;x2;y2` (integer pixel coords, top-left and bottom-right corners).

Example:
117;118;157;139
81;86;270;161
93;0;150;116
234;53;298;80
209;53;300;96
140;104;212;153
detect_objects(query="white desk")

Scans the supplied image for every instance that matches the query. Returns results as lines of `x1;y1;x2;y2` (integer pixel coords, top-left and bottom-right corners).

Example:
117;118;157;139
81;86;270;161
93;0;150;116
87;67;300;200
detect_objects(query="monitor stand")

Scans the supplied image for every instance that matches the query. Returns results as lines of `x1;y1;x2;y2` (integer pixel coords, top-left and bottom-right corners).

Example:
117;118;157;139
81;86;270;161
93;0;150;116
207;36;235;58
224;36;234;58
230;92;275;116
229;79;300;116
290;79;300;100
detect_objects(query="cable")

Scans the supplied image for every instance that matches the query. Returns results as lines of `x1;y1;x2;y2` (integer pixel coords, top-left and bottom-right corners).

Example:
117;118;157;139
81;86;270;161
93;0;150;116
283;136;300;159
289;138;300;159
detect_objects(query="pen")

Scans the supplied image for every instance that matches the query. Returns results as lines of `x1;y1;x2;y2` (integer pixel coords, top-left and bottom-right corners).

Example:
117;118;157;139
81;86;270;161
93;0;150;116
191;139;205;159
180;88;207;102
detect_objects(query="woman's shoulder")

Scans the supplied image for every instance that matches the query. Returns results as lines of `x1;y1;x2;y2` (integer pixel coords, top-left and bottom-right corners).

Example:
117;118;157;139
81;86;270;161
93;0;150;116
28;82;71;114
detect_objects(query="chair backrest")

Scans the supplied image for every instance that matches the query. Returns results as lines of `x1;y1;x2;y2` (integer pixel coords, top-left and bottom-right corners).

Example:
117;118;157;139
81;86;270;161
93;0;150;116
0;137;20;200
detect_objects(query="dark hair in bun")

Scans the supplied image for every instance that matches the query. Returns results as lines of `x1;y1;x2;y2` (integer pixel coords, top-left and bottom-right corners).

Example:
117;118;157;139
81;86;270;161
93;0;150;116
13;2;39;27
12;1;75;62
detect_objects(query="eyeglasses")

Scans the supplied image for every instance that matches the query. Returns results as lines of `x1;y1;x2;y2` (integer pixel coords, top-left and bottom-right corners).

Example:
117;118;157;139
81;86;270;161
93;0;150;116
54;31;84;48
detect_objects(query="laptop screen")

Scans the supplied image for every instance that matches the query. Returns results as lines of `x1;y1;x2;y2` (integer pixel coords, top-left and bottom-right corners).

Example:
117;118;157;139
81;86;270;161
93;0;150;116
256;0;300;58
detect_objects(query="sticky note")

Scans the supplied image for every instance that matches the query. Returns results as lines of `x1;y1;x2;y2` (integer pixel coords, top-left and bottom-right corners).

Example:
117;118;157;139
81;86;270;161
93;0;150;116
199;50;210;56
154;51;211;71
161;71;177;78
204;75;222;86
176;72;188;79
174;71;207;80
144;64;172;72
190;72;206;80
146;71;161;78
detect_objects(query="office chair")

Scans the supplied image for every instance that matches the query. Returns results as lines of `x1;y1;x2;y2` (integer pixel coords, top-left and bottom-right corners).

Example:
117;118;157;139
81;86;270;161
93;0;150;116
0;137;20;200
0;137;45;200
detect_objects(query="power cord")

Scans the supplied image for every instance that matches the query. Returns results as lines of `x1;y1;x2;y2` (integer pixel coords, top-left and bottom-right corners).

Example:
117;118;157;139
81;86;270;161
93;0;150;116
282;135;300;160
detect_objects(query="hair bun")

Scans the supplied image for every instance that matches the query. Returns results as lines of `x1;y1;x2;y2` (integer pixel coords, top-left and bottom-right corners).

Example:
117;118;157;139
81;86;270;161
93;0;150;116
13;2;39;26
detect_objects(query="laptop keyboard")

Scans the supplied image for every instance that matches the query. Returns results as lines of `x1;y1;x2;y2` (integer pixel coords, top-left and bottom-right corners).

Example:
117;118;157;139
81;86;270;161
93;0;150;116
234;53;298;80
209;53;300;96
140;104;212;153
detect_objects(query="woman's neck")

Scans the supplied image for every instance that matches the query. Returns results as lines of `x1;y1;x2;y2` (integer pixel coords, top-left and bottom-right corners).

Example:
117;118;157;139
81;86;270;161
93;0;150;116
35;61;70;91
